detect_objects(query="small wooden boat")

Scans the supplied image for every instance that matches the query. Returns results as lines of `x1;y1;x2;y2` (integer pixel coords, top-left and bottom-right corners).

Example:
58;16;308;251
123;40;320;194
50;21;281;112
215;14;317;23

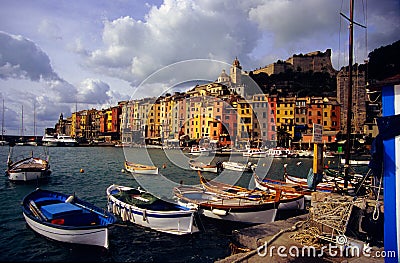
284;172;357;193
6;147;51;182
124;161;159;175
173;185;279;224
189;160;219;173
189;145;211;156
254;173;314;202
21;188;117;249
222;161;253;172
242;148;267;158
198;172;304;210
106;184;198;235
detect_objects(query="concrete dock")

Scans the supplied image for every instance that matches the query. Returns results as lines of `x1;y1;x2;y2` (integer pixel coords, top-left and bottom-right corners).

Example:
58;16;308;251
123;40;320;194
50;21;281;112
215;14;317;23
216;193;385;263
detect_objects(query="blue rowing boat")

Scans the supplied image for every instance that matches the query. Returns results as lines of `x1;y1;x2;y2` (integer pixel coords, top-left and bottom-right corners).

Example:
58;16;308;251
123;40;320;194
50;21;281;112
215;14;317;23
21;188;117;249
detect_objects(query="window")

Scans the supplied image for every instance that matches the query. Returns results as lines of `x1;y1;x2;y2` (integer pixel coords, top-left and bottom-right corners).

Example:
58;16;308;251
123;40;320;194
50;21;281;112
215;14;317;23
263;112;267;118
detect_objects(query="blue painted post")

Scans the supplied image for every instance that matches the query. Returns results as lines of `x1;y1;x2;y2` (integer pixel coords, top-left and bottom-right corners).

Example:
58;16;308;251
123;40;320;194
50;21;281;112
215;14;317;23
382;84;400;263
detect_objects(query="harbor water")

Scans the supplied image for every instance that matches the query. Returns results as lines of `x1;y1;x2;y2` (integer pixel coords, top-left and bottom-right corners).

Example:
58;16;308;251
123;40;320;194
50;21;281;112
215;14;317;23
0;146;325;262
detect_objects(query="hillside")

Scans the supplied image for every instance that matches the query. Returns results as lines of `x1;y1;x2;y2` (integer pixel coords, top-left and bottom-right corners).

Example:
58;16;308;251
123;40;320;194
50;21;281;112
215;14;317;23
249;40;400;97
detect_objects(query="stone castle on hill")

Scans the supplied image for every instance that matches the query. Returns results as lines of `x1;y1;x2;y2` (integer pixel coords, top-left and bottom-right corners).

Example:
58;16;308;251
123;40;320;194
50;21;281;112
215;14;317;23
253;49;337;76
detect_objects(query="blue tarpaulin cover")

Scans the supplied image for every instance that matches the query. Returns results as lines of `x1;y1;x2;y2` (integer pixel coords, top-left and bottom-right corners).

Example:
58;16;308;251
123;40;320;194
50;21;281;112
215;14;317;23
41;203;83;220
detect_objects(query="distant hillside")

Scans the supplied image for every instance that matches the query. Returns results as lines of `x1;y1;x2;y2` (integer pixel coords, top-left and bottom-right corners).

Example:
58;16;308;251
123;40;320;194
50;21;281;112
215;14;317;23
367;40;400;81
249;40;400;97
248;69;337;97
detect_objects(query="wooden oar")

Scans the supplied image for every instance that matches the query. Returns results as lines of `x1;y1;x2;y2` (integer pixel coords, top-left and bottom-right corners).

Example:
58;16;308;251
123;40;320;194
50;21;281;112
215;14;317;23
65;195;108;218
29;200;48;221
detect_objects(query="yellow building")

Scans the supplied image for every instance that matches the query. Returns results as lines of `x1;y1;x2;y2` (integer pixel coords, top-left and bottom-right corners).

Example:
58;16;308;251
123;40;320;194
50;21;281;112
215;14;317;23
237;99;252;144
275;98;295;139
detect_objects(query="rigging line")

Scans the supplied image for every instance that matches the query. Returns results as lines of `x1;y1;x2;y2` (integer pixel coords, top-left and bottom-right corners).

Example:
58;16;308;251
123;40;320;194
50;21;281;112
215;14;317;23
362;0;368;60
337;0;344;70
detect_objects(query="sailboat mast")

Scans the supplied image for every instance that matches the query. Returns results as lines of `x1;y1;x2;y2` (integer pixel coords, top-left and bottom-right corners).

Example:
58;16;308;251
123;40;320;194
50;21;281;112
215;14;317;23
21;105;24;137
343;0;354;189
33;102;36;138
1;99;4;141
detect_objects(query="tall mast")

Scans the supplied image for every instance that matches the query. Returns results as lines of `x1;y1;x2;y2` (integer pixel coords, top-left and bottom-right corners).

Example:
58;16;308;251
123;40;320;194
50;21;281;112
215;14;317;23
340;0;366;190
21;105;24;137
33;102;36;138
343;0;354;190
1;99;4;141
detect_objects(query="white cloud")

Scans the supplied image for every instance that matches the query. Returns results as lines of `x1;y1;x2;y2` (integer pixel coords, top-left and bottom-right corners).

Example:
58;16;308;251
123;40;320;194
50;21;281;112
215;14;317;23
77;79;112;104
0;31;58;81
85;0;261;86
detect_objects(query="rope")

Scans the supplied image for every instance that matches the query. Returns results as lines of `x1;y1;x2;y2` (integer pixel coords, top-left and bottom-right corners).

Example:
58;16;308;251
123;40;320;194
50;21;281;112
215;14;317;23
372;175;383;221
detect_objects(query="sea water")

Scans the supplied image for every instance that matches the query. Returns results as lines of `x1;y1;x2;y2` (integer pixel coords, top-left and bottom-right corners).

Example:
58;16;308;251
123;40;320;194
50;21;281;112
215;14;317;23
0;145;318;262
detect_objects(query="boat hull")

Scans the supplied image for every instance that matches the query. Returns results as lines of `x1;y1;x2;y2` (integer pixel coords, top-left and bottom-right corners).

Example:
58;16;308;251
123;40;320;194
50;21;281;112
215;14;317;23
107;185;198;235
21;189;116;249
175;188;278;224
124;161;159;175
23;213;110;248
222;162;251;172
6;157;51;182
200;206;277;224
254;175;313;202
7;170;51;182
189;162;218;173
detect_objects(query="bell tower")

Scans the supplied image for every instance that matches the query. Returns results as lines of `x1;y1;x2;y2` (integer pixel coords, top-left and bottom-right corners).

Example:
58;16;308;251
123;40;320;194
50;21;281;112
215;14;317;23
230;57;242;85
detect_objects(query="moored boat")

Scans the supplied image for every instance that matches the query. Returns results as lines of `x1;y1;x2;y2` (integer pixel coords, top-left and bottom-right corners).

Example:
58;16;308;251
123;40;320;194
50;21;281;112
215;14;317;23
189;145;211;156
266;147;293;158
242;148;267;158
6;146;51;182
106;184;198;235
222;161;253;172
41;134;58;147
56;134;78;147
189;160;219;173
21;188;117;249
173;185;279;224
124;161;159;175
198;172;304;211
254;173;314;202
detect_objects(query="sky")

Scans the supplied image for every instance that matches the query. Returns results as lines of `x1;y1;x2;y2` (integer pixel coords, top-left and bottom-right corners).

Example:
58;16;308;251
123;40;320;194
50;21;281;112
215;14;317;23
0;0;399;136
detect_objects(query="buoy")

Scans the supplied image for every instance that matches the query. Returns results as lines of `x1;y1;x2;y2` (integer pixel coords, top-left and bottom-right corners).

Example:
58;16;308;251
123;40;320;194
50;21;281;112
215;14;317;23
162;163;167;169
80;168;84;173
121;169;125;173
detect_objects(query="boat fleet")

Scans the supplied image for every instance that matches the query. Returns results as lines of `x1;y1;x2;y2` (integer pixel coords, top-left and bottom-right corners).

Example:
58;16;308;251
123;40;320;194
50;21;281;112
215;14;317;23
5;142;369;251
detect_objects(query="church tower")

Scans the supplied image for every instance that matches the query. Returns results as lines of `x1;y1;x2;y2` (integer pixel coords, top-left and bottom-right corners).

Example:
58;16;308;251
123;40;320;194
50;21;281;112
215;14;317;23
230;57;242;85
